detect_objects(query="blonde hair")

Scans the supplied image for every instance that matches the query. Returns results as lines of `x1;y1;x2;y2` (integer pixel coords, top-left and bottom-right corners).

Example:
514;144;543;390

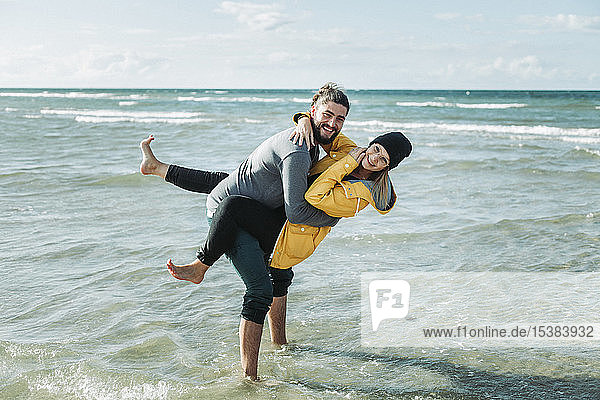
370;168;390;208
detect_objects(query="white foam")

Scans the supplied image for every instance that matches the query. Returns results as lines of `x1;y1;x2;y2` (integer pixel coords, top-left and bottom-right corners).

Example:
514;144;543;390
4;107;18;112
396;101;451;107
346;120;600;144
112;94;150;100
348;120;600;136
177;96;284;103
596;106;600;110
455;103;527;109
291;97;311;103
204;90;228;94
395;101;527;109
41;109;204;118
118;101;137;106
0;92;153;101
574;146;600;157
0;91;114;99
30;363;185;400
177;96;212;102
244;118;264;124
74;116;211;124
235;97;284;103
23;114;42;119
346;120;404;129
561;137;600;144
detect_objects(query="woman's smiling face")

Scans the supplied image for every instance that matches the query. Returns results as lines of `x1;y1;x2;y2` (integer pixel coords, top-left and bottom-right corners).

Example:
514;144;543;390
361;143;390;172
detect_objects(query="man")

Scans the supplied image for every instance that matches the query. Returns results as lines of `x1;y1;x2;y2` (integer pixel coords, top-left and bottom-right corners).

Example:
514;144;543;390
168;83;351;380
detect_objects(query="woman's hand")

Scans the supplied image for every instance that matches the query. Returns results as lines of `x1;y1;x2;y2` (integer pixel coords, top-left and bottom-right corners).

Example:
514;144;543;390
348;146;366;163
289;116;315;148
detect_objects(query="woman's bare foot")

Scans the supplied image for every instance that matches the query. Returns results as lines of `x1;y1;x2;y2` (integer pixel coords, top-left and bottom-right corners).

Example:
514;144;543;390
140;135;169;178
167;258;209;284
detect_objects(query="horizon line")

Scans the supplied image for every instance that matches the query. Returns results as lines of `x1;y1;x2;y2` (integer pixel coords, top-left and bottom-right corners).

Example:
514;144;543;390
1;87;599;92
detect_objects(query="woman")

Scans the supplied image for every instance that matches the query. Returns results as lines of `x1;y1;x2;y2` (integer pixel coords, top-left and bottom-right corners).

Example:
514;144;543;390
139;115;412;282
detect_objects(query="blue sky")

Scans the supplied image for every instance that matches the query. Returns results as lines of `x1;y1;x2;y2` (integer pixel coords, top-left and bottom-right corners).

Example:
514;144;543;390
1;0;598;89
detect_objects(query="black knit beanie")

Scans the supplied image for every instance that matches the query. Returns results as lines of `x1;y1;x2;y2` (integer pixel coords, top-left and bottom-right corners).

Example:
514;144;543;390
369;132;412;170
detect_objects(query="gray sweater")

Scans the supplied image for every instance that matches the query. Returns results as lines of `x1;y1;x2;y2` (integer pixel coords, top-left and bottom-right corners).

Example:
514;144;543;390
206;128;340;228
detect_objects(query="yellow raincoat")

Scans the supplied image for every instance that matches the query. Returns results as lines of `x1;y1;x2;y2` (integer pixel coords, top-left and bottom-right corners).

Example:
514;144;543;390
270;130;397;269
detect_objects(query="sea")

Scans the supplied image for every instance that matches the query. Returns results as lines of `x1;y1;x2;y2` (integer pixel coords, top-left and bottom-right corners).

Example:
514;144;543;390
1;89;599;399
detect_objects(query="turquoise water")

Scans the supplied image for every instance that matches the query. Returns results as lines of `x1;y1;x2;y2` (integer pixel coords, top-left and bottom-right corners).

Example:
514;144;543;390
1;89;599;399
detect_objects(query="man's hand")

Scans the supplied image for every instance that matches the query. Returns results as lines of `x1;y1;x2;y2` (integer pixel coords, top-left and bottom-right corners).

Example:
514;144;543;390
289;116;315;148
348;146;366;163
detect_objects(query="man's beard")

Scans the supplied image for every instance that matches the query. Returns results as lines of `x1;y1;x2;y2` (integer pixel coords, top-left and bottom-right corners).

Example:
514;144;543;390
311;119;340;145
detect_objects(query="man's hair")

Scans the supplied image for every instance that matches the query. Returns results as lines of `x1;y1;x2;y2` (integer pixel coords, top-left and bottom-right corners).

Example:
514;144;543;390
311;82;350;113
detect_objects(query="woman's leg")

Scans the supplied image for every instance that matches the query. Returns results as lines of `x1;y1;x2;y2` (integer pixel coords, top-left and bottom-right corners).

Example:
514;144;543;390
140;135;228;193
165;165;229;194
167;196;285;284
198;196;286;266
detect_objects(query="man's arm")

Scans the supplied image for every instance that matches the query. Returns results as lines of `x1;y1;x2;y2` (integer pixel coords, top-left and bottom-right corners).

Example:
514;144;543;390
279;151;339;227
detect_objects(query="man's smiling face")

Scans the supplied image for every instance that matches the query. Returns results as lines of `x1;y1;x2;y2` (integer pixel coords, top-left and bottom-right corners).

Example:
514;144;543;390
310;101;348;144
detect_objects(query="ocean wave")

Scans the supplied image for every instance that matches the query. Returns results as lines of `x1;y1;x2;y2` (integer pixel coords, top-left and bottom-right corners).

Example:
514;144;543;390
118;101;137;106
396;101;527;109
28;363;182;400
4;107;18;112
111;94;150;100
244;118;264;124
40;109;204;118
292;98;311;103
0;91;113;99
0;92;150;100
177;96;284;103
74;116;212;124
347;120;600;136
574;146;600;158
396;101;528;109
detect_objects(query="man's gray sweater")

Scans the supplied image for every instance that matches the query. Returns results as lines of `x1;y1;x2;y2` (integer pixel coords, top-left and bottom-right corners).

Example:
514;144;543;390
206;128;340;228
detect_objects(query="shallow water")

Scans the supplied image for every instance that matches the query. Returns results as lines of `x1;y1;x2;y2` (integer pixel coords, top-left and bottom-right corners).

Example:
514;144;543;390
1;89;599;399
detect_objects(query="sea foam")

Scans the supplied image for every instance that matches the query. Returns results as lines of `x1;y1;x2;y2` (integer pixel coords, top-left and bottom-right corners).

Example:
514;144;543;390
396;101;528;109
40;109;204;118
0;92;113;99
178;96;284;103
346;120;600;144
74;116;211;124
0;92;149;100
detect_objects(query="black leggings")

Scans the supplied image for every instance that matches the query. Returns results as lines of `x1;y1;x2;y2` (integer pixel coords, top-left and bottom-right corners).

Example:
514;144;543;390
165;164;292;299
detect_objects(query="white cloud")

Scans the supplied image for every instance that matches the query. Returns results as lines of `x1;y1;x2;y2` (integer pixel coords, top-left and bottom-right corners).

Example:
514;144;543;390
74;49;169;80
470;56;557;80
520;14;600;32
215;1;292;31
0;47;170;87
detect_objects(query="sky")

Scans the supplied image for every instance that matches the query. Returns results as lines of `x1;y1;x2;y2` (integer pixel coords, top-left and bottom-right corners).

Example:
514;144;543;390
1;0;599;89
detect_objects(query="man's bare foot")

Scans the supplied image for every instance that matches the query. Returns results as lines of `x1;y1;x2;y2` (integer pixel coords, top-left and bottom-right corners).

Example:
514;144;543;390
140;135;168;178
167;258;209;284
